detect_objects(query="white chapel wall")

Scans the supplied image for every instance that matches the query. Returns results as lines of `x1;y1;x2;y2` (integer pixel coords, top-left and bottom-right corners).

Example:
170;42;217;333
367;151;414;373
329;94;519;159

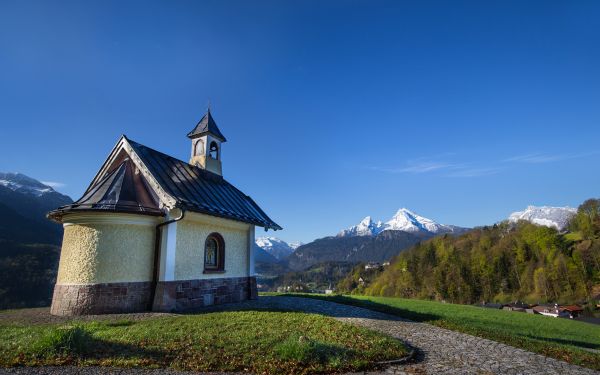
174;212;250;280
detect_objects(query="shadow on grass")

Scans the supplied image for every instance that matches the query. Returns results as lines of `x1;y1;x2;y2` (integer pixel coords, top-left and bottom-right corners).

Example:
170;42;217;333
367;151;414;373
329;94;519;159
278;294;442;322
178;294;441;323
524;334;600;351
31;325;167;363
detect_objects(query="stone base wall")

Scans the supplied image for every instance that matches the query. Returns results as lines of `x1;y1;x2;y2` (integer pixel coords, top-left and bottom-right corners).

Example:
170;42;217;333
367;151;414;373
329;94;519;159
153;276;257;312
50;277;257;315
50;282;152;316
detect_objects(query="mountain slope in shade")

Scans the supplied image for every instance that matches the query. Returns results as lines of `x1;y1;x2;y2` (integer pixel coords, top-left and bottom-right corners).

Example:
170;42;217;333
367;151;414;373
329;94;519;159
0;172;72;244
255;236;295;260
0;172;73;309
338;208;467;237
0;172;56;197
508;205;577;231
253;245;278;263
287;230;433;271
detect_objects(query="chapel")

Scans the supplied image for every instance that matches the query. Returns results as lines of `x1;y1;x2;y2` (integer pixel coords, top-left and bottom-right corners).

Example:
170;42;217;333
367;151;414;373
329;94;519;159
48;109;281;316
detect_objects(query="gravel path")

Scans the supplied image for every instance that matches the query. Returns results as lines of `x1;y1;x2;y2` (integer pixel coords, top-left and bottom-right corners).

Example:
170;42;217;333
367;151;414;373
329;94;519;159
1;296;598;374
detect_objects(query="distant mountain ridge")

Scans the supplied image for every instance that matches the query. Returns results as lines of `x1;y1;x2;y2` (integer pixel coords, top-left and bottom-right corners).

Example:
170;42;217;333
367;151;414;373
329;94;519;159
338;208;468;237
288;208;469;271
0;172;72;244
287;230;432;271
0;173;58;198
255;236;296;260
508;205;576;231
0;172;73;309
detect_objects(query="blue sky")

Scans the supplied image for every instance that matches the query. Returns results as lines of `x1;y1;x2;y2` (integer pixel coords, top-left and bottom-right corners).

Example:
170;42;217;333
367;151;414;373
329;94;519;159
1;1;599;243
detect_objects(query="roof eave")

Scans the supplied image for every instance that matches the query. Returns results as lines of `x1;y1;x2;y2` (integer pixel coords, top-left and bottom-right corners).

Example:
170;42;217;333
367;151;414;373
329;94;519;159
47;206;166;224
181;204;281;230
186;130;227;142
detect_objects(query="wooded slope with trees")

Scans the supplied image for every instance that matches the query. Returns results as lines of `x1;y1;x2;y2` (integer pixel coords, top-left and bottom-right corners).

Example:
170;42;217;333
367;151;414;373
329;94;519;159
339;199;600;305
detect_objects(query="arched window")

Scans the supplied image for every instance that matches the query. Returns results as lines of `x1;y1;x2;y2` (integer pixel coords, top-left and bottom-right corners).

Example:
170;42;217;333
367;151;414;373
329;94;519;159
204;233;225;271
209;141;219;160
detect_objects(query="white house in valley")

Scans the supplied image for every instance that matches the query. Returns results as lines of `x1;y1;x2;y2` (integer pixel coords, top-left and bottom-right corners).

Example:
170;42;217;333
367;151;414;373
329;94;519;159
48;109;281;316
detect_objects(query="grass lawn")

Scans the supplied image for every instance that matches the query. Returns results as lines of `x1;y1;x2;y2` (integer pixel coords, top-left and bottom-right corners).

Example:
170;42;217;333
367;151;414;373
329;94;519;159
274;293;600;371
0;309;408;374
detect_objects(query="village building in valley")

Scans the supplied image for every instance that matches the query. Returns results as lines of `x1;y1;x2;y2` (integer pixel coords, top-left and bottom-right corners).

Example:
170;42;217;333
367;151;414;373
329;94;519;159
47;109;281;316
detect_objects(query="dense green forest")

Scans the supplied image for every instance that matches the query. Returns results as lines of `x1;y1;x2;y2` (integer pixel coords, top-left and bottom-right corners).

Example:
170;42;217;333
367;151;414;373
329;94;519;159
339;199;600;305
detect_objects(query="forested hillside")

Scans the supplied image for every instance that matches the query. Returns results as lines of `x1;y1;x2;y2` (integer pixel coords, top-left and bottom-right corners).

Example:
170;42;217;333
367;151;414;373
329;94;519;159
340;199;600;305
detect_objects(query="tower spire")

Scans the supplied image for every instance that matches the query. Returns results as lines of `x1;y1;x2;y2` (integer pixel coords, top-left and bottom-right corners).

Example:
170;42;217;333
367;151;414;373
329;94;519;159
187;107;226;176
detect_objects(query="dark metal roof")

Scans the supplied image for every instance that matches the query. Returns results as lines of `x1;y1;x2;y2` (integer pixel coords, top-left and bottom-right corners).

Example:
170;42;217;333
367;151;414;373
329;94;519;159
48;158;163;221
128;139;281;230
186;109;227;142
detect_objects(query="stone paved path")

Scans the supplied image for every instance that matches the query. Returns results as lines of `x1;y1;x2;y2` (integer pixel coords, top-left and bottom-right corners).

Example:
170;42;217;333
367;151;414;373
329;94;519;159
242;296;599;375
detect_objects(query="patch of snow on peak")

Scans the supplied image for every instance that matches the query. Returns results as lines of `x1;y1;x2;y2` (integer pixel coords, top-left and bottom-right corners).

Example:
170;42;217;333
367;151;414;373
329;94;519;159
338;208;460;237
0;172;56;197
384;208;449;233
255;236;295;260
337;216;385;237
508;205;576;231
288;242;304;250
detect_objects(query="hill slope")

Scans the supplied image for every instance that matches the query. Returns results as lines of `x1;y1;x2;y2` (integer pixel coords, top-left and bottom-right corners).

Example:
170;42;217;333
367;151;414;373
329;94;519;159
0;173;72;309
287;230;432;271
289;208;469;271
348;198;600;305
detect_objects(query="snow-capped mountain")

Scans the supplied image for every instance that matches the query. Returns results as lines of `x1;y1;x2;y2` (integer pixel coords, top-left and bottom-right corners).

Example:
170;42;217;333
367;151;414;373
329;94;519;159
385;208;455;233
338;208;465;237
289;242;304;250
508;205;577;231
0;172;57;197
337;216;385;237
0;172;73;245
255;236;296;260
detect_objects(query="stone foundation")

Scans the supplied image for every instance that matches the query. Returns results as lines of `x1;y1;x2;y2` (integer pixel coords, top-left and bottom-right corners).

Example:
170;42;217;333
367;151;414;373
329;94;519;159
50;281;153;316
153;276;257;312
50;277;257;315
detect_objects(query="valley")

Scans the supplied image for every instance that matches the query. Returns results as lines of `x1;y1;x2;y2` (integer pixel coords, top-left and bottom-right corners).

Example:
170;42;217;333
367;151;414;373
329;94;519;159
1;171;598;319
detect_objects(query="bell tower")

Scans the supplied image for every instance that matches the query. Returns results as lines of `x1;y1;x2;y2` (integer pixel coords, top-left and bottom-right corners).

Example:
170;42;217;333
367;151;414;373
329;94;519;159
187;108;227;176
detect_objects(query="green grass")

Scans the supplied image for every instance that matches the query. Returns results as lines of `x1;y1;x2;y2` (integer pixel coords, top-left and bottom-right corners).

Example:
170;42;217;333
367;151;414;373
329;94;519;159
0;310;408;374
274;293;600;371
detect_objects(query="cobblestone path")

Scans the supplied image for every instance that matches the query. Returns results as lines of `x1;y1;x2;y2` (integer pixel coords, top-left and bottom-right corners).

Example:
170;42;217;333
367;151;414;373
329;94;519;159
244;296;599;375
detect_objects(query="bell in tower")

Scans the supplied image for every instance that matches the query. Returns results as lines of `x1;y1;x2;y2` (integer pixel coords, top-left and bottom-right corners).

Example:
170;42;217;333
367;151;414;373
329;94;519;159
187;108;227;176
